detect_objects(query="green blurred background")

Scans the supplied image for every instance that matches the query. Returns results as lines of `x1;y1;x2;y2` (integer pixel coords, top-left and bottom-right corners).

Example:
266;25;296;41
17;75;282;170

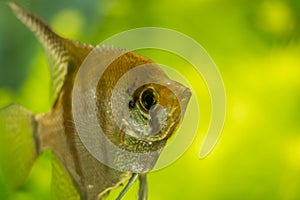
0;0;300;199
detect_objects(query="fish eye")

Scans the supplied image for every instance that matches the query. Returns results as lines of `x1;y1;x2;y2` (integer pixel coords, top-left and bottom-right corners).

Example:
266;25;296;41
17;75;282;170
140;88;157;111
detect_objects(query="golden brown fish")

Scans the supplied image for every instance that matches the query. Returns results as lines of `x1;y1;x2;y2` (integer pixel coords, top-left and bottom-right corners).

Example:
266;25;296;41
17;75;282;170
0;2;191;200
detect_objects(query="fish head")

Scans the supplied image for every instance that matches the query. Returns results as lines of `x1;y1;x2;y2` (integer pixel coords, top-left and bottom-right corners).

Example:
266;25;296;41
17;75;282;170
127;81;191;143
95;50;191;152
89;50;191;173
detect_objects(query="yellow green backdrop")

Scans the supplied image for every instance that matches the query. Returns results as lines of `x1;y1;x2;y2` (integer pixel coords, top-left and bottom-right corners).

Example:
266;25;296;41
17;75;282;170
0;0;299;199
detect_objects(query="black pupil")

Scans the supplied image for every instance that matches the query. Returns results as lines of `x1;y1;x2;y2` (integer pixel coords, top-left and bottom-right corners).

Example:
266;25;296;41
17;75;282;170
142;89;156;110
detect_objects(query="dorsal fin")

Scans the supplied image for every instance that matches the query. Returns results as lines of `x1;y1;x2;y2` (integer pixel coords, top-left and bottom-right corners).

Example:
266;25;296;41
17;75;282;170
96;44;127;52
8;2;93;106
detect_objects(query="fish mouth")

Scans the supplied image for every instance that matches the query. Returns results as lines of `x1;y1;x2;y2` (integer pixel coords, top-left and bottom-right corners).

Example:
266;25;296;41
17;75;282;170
162;85;191;138
177;87;192;117
166;80;192;119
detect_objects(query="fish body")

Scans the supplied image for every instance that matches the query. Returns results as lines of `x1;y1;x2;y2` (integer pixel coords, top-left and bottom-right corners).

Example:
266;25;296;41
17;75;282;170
0;2;191;200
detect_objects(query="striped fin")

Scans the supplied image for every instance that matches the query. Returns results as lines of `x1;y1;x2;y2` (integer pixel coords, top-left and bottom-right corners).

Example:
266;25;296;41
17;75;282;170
0;104;38;191
8;2;70;106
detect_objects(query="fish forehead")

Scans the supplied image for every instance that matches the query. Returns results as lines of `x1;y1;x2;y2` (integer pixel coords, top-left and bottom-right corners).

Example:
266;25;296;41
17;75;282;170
97;50;168;83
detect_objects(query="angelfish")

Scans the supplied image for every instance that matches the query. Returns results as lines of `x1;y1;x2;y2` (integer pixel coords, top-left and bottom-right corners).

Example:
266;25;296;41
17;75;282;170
0;2;191;200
